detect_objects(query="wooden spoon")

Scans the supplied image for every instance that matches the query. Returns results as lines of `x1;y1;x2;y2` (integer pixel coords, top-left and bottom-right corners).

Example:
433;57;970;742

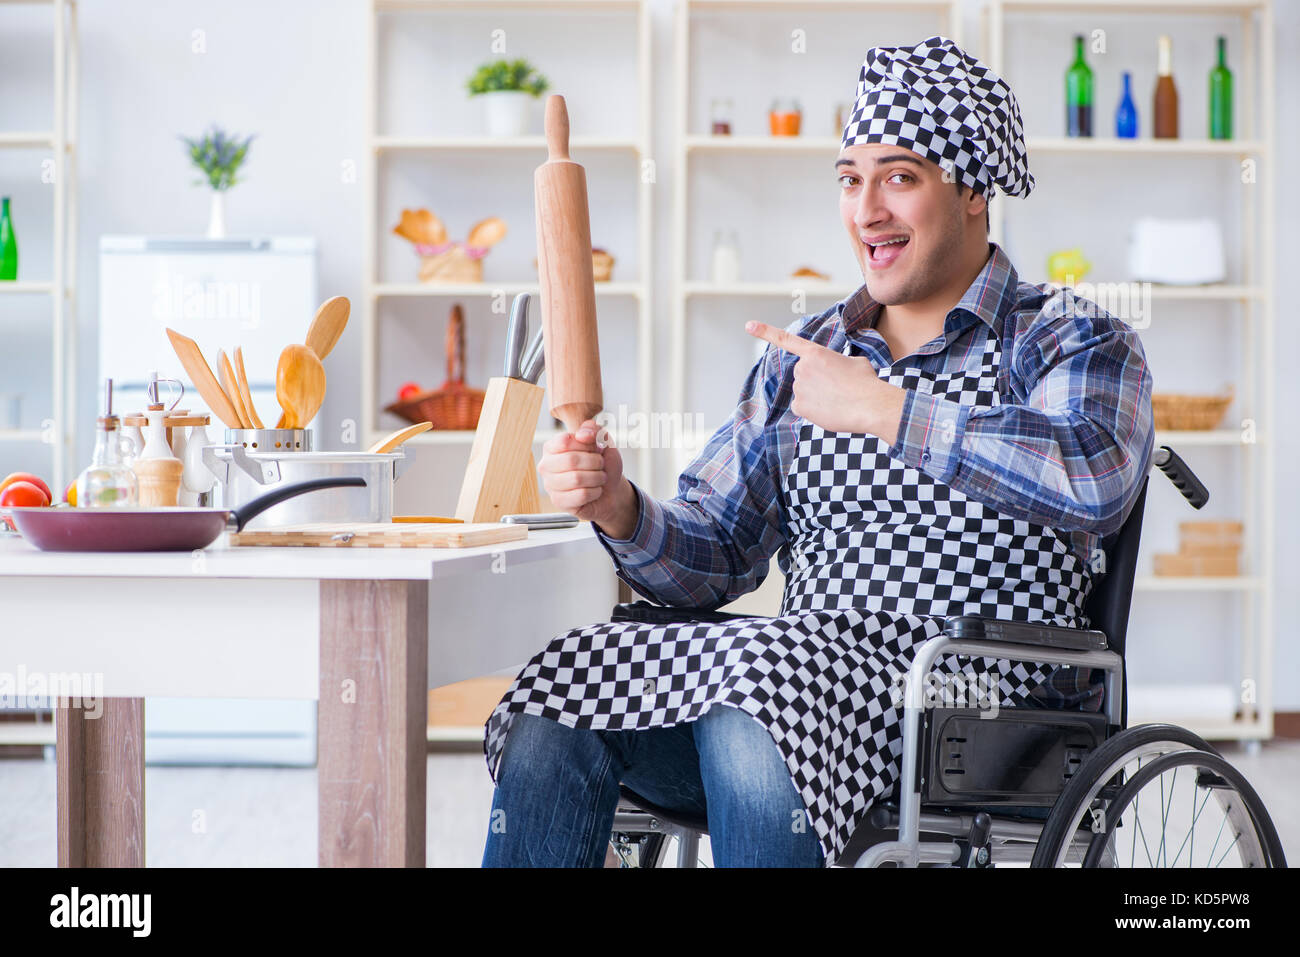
305;296;350;361
165;328;242;429
367;421;432;454
217;350;253;429
276;344;326;430
233;347;264;429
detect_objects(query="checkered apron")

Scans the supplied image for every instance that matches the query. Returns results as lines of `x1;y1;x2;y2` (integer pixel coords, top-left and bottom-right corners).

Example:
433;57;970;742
484;330;1093;863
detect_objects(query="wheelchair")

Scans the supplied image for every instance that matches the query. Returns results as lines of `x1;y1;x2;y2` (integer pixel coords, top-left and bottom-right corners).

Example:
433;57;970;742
606;446;1288;868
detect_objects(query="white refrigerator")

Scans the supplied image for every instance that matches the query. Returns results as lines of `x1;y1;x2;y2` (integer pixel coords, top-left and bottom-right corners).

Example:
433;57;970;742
98;235;318;765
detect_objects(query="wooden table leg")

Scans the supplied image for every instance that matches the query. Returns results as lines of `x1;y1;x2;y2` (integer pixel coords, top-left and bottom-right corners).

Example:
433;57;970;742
55;698;145;868
318;579;428;867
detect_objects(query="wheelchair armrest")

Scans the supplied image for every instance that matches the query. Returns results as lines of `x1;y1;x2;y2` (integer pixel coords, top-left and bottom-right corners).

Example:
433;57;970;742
610;600;759;626
942;615;1108;652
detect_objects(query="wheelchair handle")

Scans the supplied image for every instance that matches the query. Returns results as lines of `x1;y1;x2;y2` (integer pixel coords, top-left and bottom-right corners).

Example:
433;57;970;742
1153;445;1209;510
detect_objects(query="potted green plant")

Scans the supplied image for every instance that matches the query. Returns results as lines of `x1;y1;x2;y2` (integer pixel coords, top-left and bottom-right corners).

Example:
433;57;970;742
466;58;549;137
180;126;255;238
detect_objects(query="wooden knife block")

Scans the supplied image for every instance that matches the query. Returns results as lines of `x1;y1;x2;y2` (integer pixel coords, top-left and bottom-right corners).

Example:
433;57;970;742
455;376;545;523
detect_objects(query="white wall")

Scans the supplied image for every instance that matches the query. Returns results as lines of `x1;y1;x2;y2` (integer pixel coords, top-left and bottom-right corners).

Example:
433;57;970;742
0;0;1295;710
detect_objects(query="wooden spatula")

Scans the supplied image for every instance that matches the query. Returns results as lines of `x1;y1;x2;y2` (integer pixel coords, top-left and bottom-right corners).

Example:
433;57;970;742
165;328;243;429
276;344;326;430
305;296;350;361
217;350;253;429
367;421;432;453
233;347;264;428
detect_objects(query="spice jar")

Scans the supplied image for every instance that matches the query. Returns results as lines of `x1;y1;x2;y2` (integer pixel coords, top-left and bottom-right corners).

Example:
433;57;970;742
769;98;802;137
710;97;733;135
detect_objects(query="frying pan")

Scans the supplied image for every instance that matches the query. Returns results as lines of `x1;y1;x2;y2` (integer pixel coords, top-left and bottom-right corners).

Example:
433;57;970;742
5;476;366;553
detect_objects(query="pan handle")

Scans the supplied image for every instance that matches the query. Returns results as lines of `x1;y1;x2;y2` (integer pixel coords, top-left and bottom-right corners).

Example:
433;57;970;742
227;476;367;533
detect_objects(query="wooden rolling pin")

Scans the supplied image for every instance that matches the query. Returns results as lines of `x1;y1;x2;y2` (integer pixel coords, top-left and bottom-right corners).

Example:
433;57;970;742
534;94;603;432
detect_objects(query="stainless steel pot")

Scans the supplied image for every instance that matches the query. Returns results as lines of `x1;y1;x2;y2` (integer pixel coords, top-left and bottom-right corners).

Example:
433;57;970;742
202;440;409;530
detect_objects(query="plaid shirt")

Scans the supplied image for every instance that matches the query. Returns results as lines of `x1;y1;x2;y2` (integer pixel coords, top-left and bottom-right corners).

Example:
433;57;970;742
594;242;1154;709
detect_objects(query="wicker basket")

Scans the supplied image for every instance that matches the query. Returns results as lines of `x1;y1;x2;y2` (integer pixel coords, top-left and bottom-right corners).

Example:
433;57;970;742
418;244;485;283
1151;386;1233;431
384;304;485;430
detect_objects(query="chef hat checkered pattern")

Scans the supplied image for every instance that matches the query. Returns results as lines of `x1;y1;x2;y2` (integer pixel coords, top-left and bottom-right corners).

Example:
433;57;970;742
841;35;1034;199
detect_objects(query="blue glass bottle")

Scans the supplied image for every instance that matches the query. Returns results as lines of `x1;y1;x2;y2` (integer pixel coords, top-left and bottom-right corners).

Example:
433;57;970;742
1115;71;1138;138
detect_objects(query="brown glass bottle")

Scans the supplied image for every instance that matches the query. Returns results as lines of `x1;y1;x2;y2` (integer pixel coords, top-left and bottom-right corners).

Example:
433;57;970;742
1153;35;1179;138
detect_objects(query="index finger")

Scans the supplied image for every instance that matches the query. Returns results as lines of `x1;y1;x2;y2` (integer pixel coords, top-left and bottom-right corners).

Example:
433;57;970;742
744;320;825;359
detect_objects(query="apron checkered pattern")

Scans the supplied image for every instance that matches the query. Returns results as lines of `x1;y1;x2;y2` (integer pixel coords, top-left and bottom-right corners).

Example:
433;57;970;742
484;330;1093;863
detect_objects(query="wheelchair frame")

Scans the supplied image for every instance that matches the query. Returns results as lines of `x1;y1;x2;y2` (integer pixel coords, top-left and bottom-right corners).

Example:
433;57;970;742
606;445;1283;868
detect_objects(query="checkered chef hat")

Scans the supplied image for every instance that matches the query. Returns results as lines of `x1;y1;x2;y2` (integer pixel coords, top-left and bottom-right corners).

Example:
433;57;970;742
841;35;1034;199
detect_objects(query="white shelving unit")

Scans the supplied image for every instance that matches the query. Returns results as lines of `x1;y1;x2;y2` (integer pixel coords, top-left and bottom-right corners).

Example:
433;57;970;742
986;0;1276;742
668;0;961;486
362;0;655;490
0;0;77;491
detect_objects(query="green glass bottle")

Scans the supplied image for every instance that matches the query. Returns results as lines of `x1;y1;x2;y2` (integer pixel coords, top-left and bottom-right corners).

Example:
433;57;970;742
1209;35;1233;140
0;197;17;281
1066;35;1093;137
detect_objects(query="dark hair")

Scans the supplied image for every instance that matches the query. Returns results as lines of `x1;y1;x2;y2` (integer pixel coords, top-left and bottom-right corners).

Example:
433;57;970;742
955;180;991;234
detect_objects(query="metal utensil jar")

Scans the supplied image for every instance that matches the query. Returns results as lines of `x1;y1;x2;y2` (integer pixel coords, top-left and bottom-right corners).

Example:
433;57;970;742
202;442;409;530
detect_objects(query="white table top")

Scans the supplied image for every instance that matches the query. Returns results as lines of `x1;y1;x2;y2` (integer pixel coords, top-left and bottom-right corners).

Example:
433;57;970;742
0;523;604;581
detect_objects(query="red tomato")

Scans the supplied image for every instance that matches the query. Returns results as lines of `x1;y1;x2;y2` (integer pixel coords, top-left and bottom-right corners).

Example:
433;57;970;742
0;472;52;503
0;480;50;508
397;382;423;401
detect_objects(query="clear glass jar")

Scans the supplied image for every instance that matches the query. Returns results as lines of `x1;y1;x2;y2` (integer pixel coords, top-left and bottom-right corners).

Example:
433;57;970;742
710;97;733;135
78;415;139;507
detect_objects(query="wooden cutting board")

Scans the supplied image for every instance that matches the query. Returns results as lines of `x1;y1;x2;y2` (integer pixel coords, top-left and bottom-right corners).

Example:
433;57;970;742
229;521;527;548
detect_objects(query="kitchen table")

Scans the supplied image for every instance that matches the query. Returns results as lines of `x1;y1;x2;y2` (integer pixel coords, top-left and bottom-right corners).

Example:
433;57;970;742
0;524;617;867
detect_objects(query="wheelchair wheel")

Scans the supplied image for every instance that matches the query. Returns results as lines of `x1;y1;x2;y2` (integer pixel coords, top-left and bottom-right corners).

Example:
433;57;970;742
1031;724;1286;868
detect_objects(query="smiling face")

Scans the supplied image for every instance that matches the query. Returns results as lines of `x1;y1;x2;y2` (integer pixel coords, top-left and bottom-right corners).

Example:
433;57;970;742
836;143;988;307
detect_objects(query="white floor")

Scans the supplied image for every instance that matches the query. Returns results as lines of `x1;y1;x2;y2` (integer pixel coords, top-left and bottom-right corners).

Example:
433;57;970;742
1;740;1297;867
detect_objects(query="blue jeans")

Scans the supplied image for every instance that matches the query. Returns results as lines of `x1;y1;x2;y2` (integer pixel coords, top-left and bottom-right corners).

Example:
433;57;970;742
482;705;825;867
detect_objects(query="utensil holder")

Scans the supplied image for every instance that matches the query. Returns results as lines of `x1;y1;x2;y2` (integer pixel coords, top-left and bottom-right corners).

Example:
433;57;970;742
223;428;312;451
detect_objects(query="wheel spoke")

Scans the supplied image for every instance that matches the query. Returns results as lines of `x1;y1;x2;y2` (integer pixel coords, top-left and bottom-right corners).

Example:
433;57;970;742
1168;782;1213;867
1211;827;1244;869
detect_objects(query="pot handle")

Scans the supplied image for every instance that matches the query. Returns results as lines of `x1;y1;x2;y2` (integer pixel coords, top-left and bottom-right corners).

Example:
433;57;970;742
228;476;367;533
393;448;412;481
203;444;280;485
201;445;231;485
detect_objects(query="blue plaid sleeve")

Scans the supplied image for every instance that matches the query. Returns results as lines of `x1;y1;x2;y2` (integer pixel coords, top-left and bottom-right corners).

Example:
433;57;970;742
594;336;793;609
886;302;1154;537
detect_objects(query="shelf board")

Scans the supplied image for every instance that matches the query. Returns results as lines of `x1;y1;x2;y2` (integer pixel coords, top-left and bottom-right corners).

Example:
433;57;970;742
375;135;641;152
396;427;646;447
403;428;562;446
373;281;642;299
1142;283;1264;300
0;131;53;149
0;430;44;443
376;0;640;10
686;135;840;154
1027;137;1264;155
1134;576;1260;591
689;0;952;8
685;280;858;298
1001;0;1267;13
0;280;55;295
1154;429;1250;446
685;281;1264;302
0;722;55;746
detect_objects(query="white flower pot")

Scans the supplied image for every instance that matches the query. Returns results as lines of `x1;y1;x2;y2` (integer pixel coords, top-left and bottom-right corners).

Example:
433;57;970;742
207;191;226;239
480;91;534;137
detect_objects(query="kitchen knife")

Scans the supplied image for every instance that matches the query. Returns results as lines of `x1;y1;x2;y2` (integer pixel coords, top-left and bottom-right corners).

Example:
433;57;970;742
504;292;530;379
519;327;546;384
534;94;602;432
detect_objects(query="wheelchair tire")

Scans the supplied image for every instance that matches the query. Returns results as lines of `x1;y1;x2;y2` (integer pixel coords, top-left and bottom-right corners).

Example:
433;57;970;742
1080;748;1285;867
1031;723;1284;868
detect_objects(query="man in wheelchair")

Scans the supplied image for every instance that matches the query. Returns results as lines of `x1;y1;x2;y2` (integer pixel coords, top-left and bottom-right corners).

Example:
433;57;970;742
481;35;1158;868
